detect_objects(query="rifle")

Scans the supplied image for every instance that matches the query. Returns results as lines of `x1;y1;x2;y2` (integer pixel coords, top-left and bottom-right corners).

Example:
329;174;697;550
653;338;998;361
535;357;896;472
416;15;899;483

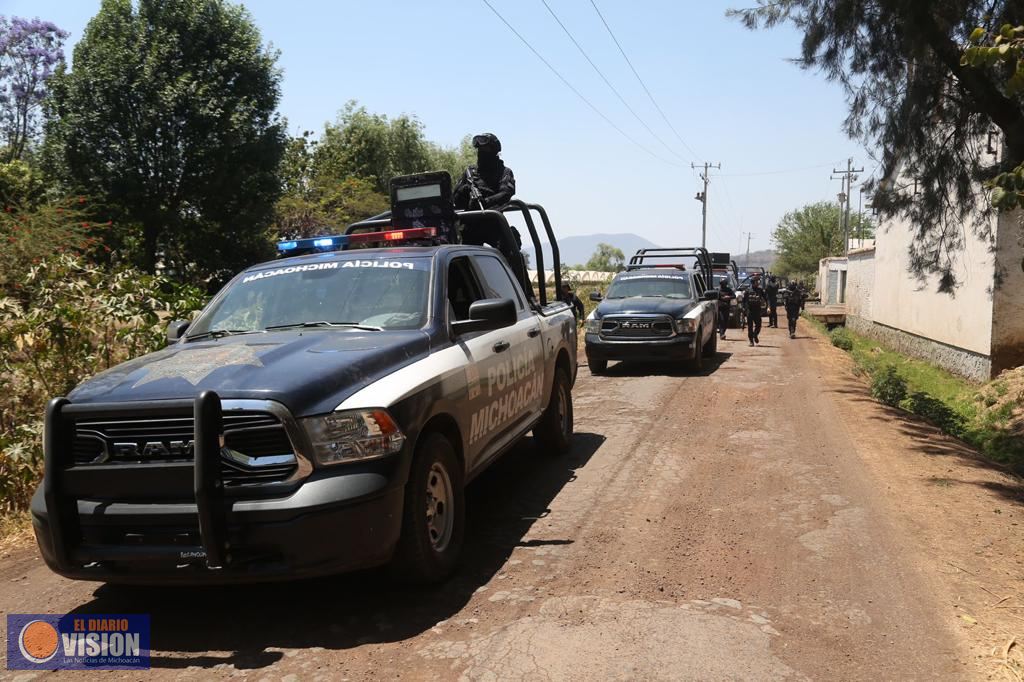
464;168;486;211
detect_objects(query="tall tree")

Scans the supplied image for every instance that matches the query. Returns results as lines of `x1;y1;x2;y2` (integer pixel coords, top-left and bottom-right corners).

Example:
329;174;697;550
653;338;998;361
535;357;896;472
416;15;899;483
771;201;873;277
729;1;1023;291
0;16;67;163
585;243;626;272
44;0;286;284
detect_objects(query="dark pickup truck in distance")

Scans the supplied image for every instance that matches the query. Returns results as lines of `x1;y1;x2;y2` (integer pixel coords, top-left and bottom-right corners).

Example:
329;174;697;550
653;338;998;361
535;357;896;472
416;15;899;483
32;181;577;585
583;247;719;374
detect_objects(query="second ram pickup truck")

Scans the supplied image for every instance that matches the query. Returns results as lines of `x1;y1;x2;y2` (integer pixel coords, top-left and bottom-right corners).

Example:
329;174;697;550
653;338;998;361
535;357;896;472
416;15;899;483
32;173;577;585
583;247;720;374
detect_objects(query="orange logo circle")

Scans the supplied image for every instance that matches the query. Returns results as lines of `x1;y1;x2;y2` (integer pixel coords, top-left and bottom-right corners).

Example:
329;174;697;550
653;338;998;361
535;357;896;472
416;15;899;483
19;620;59;663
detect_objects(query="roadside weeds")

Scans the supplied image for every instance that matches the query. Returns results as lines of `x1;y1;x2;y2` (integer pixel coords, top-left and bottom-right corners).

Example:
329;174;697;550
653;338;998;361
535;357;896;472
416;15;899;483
807;316;1024;475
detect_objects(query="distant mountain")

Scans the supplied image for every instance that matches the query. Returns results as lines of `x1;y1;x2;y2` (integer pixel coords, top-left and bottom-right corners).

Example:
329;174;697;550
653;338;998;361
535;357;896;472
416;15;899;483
733;249;777;270
524;233;662;270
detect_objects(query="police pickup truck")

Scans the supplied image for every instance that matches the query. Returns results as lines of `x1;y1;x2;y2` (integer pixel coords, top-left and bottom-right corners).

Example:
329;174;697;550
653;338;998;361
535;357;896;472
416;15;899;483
583;247;720;374
32;173;577;585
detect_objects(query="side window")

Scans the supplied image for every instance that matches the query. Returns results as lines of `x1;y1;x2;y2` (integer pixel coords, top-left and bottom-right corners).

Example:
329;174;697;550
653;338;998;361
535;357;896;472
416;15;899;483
447;257;485;321
473;255;525;311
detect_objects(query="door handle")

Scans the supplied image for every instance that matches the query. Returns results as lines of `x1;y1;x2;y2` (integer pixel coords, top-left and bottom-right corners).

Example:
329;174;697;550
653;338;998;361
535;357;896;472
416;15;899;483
492;341;511;353
527;328;541;338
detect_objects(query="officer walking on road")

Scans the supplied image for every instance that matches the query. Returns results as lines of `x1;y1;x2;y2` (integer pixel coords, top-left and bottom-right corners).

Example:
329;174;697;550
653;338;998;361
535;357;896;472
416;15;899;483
560;283;585;321
765;276;780;328
744;276;765;346
716;277;735;340
785;280;804;339
453;133;516;210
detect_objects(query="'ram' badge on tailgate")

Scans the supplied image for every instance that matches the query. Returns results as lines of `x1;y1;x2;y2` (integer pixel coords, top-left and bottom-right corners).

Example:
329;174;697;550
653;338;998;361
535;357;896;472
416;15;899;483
134;345;263;387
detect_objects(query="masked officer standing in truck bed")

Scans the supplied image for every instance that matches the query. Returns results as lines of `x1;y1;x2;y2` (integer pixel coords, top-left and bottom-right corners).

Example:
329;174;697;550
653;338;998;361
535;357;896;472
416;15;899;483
453;133;516;210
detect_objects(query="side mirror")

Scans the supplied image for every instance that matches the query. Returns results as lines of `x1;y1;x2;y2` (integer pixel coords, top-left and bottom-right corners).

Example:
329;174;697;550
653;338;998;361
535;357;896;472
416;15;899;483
451;298;517;335
589;291;603;302
702;289;720;301
166;320;190;344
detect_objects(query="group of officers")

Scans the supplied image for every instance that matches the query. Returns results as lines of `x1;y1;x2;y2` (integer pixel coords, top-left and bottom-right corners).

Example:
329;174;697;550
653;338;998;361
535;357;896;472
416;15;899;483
448;132;809;347
716;275;806;346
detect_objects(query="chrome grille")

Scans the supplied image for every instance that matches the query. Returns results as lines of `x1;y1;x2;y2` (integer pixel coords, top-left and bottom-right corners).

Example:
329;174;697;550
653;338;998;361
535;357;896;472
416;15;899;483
600;315;675;338
71;411;296;485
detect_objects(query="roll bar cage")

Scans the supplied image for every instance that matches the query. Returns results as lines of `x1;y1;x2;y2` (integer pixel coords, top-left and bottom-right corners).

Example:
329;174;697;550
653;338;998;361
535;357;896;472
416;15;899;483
626;247;715;294
345;200;561;308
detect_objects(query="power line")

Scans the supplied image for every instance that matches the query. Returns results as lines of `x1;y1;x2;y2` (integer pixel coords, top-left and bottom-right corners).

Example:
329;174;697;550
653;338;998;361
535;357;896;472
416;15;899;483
589;0;699;160
539;0;690;164
716;161;845;177
480;0;682;167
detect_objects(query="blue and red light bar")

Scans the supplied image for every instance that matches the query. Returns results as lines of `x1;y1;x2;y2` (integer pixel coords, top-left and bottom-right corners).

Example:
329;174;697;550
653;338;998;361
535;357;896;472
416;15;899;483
277;227;438;256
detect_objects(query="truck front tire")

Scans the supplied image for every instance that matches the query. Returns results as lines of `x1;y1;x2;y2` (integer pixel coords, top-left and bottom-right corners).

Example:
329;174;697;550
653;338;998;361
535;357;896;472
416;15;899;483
390;433;465;584
702;325;718;357
587;358;607;374
687;328;705;372
534;368;574;455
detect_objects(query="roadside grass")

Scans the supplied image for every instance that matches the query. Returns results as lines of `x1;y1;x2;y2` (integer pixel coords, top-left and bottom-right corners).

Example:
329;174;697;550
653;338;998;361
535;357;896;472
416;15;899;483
807;316;1024;473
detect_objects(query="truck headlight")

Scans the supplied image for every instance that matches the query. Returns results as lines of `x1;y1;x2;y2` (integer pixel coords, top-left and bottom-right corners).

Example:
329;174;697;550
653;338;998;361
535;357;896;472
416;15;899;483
302;409;405;466
584;316;601;334
675;318;698;334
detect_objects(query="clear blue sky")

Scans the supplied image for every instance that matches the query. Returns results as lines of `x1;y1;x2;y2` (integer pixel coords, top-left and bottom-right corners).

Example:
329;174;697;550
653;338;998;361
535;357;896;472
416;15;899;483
9;0;873;255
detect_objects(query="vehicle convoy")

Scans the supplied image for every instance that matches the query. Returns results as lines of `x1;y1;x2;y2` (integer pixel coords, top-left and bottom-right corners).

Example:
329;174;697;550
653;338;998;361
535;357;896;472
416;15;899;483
32;172;577;585
583;247;720;374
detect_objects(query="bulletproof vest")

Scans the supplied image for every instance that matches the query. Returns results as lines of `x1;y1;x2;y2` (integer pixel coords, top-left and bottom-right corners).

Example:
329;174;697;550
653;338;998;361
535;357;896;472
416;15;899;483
746;288;765;309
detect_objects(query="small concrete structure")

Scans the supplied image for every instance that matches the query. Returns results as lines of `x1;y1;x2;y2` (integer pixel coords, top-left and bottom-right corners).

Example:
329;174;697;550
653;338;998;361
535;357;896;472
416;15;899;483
817;257;849;305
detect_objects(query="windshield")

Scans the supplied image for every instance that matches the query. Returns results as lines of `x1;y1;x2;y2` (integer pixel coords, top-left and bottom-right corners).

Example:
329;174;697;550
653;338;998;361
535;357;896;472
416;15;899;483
188;256;431;336
712;272;735;288
606;273;693;299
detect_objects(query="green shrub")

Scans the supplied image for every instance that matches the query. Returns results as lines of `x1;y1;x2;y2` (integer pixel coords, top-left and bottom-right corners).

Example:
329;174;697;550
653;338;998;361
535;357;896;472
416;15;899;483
903;391;966;437
0;255;206;512
871;365;907;407
830;327;854;351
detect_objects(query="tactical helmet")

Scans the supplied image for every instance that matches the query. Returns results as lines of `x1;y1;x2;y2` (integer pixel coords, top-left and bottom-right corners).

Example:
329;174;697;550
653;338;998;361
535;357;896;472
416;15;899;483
472;133;501;152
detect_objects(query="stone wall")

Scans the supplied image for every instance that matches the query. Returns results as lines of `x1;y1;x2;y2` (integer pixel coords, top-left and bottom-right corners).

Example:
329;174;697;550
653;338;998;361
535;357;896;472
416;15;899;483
846;314;992;382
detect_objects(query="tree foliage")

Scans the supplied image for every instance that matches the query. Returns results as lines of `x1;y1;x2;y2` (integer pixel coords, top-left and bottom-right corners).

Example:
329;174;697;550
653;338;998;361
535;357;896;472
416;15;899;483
44;0;286;285
0;16;68;162
965;23;1024;211
310;102;474;194
585;243;626;272
729;0;1023;291
0;254;205;511
771;201;873;277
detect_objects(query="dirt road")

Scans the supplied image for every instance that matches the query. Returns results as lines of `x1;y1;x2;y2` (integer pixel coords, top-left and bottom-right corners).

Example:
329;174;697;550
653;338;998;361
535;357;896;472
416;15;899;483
3;322;1023;680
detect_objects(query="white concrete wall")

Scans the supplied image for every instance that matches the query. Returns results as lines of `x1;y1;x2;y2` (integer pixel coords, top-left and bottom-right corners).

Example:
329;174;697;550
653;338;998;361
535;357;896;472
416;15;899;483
846;248;875;318
991;210;1024;374
870;212;996;356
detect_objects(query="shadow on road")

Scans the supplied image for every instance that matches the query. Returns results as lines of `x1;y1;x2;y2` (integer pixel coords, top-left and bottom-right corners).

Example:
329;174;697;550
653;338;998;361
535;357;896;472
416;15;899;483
600;351;732;378
67;431;606;670
825;372;1024;503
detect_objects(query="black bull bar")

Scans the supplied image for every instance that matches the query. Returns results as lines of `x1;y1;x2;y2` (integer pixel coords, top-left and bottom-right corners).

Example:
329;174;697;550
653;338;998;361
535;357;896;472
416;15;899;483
43;390;229;571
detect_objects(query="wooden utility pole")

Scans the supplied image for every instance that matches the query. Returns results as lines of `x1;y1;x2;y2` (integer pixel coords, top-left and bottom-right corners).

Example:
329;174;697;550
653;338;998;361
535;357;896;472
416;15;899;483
831;158;864;256
692;162;720;249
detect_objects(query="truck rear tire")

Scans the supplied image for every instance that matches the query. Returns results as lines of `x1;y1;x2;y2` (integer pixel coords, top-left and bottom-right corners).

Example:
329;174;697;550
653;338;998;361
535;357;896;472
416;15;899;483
390;433;465;584
587;358;607;374
534;368;574;455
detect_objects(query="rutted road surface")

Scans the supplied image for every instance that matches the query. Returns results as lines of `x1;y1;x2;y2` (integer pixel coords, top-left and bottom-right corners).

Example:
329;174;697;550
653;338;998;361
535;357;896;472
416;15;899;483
4;322;1022;680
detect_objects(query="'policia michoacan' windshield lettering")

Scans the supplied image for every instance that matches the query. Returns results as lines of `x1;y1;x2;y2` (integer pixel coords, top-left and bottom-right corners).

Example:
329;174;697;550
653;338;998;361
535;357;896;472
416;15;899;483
188;257;431;336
